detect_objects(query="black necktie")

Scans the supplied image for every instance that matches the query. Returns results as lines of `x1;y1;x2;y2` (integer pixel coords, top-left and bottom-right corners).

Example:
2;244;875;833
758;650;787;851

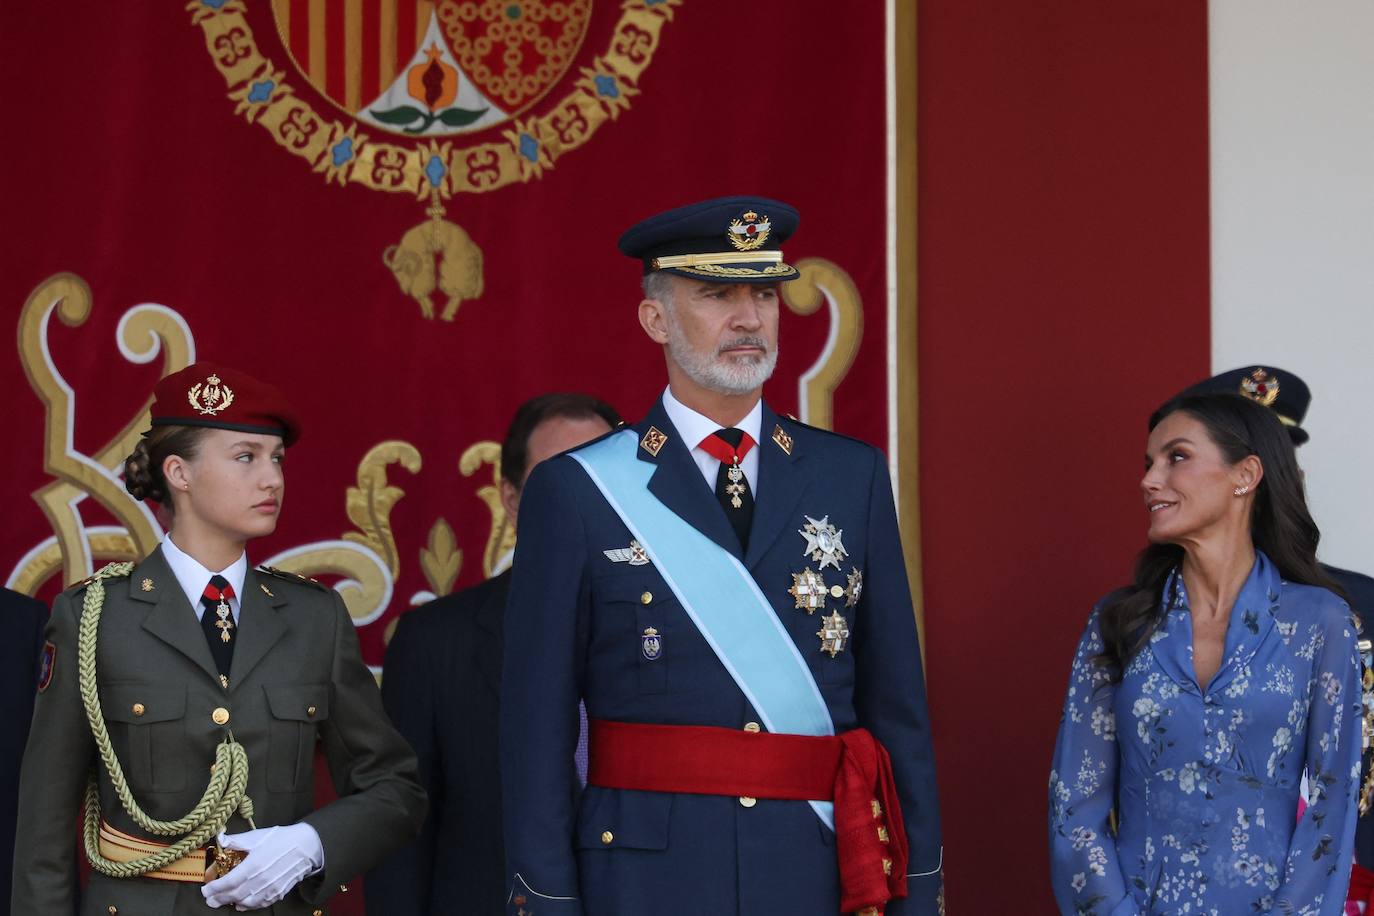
707;427;755;552
199;575;235;680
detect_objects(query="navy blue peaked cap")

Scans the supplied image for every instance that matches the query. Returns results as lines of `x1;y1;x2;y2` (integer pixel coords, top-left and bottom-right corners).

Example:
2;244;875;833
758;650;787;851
618;195;800;283
1181;365;1312;445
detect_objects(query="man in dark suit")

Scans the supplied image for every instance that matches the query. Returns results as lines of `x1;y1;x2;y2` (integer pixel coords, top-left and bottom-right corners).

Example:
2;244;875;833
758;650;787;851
1;587;48;911
366;393;619;915
500;197;943;915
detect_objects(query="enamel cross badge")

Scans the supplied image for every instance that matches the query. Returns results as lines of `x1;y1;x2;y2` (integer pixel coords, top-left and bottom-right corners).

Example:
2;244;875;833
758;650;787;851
845;568;863;607
799;515;848;571
816;611;851;658
788;568;829;614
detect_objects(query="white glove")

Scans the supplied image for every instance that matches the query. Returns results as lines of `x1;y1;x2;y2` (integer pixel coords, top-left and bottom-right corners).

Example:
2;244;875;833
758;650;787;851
201;823;324;911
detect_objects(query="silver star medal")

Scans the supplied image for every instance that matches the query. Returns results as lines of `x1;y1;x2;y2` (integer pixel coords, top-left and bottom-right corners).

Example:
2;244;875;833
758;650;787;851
604;540;650;566
799;515;848;571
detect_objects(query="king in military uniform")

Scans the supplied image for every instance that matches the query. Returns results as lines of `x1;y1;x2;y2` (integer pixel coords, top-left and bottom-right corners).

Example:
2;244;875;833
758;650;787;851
12;363;427;915
500;197;943;915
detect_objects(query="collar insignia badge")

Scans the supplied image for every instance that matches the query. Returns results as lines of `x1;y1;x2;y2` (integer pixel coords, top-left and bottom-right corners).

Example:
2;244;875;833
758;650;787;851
640;426;668;457
641;626;662;661
788;568;829;615
140;578;155;592
816;611;851;658
1239;367;1280;407
772;424;793;455
727;210;771;252
845;568;863;607
799;515;848;571
260;583;274;597
604;540;650;566
187;373;235;416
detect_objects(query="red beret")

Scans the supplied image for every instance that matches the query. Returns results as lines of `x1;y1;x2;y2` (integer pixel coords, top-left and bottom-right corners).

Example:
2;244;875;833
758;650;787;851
148;363;301;446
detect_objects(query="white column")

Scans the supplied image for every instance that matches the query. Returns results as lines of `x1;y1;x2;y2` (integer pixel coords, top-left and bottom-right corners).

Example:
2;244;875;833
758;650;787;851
1210;0;1374;571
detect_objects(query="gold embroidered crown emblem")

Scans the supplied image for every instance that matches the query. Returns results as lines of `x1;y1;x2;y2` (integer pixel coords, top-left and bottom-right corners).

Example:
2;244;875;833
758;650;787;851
187;373;235;416
727;210;772;252
1239;368;1279;407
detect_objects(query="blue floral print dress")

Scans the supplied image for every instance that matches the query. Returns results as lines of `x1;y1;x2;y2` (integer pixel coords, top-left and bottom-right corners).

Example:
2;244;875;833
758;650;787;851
1049;552;1363;915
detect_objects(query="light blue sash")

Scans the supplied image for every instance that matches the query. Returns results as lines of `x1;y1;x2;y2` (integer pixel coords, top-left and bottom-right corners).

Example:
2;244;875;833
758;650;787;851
572;430;836;829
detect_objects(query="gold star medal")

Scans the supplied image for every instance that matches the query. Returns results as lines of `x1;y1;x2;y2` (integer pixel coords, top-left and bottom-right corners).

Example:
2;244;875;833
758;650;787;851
816;611;850;658
799;515;848;571
845;568;863;607
788;568;829;614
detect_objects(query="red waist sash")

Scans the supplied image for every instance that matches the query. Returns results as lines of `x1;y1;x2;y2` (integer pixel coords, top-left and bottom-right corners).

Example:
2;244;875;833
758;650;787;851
587;719;908;915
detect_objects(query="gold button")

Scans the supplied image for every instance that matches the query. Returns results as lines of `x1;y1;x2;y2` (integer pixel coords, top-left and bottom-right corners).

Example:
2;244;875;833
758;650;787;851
600;830;613;845
313;911;322;916
307;706;317;718
830;585;845;598
108;908;117;915
211;707;230;726
640;591;653;605
739;796;757;808
131;703;145;717
743;721;761;733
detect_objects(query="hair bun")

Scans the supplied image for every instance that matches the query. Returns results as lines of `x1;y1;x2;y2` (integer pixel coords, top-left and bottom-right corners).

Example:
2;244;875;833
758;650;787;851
123;438;166;503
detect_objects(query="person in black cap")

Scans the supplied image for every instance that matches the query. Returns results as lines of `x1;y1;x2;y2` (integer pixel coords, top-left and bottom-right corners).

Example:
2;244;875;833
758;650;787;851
1182;365;1374;896
499;197;943;916
12;363;426;915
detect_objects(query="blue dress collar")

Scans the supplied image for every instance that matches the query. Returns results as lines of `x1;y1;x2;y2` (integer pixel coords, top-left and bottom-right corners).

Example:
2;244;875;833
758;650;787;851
1151;550;1281;694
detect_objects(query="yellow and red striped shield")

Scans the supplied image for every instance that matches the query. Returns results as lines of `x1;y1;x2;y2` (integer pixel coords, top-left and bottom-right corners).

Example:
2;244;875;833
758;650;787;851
270;0;591;136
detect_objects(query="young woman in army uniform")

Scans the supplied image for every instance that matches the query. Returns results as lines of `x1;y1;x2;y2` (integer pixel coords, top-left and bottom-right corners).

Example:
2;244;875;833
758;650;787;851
12;363;426;915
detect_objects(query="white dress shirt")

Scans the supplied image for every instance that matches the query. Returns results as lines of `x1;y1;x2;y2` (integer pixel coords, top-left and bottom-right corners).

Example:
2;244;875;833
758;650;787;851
161;535;246;624
661;386;763;494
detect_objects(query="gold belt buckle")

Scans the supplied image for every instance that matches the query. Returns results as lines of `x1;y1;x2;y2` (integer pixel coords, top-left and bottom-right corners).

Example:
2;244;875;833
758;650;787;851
204;842;247;882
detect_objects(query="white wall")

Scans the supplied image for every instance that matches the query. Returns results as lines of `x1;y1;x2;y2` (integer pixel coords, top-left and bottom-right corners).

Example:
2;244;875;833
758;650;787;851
1210;0;1374;573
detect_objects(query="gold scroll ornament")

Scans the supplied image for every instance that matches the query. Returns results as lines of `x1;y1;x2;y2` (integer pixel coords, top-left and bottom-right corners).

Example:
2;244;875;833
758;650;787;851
9;272;408;629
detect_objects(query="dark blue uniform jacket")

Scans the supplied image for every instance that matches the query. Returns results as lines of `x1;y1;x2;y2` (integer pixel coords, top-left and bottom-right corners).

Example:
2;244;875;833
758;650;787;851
499;398;942;916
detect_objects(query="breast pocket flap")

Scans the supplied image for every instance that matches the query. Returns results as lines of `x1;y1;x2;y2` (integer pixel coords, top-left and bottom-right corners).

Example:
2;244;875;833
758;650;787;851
575;788;673;851
263;684;331;722
102;685;186;723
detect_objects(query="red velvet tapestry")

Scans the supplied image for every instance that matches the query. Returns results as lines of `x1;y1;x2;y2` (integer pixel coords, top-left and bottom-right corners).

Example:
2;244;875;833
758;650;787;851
1;3;908;910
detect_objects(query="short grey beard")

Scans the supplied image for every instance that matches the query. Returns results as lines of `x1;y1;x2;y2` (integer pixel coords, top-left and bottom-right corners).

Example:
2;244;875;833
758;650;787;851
664;308;777;395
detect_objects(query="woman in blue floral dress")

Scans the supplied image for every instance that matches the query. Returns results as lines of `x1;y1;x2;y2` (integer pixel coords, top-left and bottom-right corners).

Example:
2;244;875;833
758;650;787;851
1049;392;1362;915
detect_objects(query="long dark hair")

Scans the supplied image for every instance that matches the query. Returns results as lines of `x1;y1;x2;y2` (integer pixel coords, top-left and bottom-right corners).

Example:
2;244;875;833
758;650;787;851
1095;392;1346;681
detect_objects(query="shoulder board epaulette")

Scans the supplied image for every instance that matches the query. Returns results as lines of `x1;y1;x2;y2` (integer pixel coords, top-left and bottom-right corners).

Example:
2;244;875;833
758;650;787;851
257;565;328;591
777;413;871;447
66;561;133;592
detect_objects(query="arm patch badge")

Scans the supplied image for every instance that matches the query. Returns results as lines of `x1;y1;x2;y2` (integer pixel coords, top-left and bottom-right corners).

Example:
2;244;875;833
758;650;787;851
37;641;56;693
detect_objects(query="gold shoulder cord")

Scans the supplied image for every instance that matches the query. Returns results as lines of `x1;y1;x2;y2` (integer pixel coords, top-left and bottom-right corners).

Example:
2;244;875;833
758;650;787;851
77;563;256;878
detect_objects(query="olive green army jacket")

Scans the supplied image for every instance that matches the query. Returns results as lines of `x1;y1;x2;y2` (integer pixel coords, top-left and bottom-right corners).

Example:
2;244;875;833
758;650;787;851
11;547;427;915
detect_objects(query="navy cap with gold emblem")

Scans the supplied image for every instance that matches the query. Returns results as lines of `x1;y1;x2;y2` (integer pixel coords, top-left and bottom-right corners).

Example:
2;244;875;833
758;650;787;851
618;195;800;283
148;362;302;446
1182;365;1311;445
